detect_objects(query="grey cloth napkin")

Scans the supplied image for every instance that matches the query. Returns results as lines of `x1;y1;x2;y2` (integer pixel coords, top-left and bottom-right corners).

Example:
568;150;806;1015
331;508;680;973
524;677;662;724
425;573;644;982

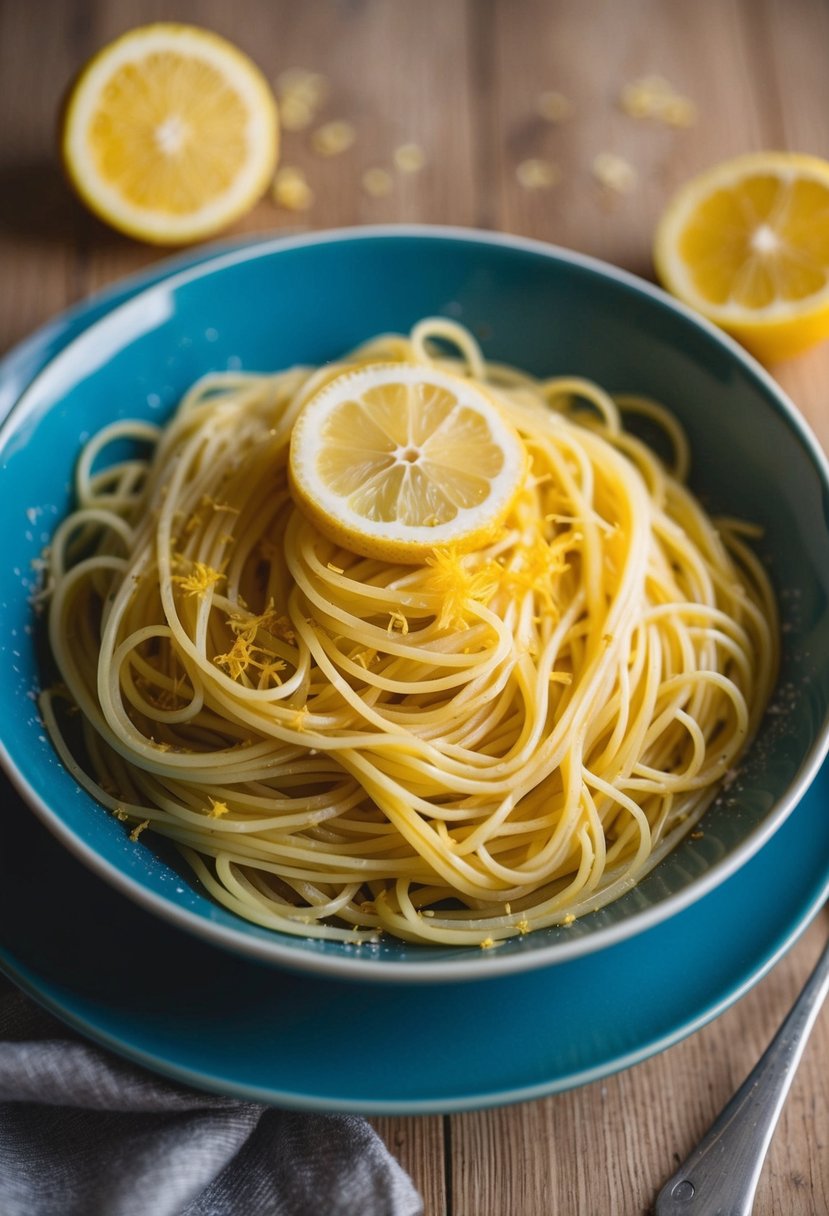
0;980;423;1216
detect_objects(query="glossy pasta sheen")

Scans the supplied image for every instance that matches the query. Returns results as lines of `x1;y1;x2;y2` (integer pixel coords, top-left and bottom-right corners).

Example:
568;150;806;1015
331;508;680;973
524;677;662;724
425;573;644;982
40;320;778;945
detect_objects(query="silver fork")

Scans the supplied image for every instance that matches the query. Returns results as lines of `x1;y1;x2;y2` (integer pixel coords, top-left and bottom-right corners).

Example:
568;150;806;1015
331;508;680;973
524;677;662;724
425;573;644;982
654;932;829;1215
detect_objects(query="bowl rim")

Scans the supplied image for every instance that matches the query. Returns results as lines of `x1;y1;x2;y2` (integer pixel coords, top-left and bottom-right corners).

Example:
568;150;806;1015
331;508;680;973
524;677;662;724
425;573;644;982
3;221;829;983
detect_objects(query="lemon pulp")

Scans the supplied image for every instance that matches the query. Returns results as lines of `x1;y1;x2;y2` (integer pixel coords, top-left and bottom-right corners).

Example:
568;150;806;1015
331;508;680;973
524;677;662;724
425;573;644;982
654;152;829;362
288;363;528;563
61;23;278;244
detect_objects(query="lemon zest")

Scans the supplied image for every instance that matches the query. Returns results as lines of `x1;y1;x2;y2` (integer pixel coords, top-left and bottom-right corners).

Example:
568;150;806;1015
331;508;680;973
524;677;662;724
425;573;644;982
619;75;697;127
362;167;393;197
516;158;560;190
311;119;356;157
501;529;576;612
272;166;314;212
423;546;501;631
183;495;239;536
536;90;573;123
214;634;255;679
592;151;638;194
276;68;327;130
215;603;292;684
173;561;225;597
393;143;426;173
228;603;283;639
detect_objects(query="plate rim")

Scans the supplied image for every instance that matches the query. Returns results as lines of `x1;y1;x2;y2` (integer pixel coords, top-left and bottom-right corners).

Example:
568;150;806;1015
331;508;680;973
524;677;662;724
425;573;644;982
1;764;828;1114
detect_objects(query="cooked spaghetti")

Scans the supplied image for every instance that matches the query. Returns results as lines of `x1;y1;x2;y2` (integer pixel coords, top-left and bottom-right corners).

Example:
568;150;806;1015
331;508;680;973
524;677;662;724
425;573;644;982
40;319;777;946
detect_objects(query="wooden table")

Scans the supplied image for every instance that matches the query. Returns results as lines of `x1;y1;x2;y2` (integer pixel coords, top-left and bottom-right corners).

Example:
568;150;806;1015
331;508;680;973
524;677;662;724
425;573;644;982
2;1;828;1211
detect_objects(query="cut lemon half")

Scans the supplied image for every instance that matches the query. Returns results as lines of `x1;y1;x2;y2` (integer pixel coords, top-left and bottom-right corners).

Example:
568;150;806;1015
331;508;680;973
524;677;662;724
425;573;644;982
654;152;829;362
61;23;278;245
288;363;528;563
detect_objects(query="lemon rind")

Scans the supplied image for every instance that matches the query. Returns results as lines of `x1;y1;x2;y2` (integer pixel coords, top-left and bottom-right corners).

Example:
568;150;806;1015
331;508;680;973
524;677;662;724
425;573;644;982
654;151;829;327
288;363;528;563
61;22;279;245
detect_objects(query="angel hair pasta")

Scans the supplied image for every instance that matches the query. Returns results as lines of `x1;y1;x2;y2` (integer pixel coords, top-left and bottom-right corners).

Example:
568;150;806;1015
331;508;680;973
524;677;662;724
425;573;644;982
40;318;777;946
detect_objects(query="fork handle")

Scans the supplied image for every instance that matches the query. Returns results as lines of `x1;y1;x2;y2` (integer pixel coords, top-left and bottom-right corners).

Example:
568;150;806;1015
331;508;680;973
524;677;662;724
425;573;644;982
654;935;829;1216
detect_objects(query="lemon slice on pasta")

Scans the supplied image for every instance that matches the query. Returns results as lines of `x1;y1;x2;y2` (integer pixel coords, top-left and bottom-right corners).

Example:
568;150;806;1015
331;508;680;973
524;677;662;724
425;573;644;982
288;363;527;562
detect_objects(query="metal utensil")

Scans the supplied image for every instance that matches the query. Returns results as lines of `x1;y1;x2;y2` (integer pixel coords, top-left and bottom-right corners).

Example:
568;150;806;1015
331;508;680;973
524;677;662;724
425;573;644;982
655;932;829;1215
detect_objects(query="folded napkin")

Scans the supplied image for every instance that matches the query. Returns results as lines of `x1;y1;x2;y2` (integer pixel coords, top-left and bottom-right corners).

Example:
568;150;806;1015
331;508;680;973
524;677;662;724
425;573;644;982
0;979;422;1216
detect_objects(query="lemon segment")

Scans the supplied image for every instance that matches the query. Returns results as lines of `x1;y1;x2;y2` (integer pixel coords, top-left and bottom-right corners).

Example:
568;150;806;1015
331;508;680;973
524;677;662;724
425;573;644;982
288;364;528;562
61;23;278;244
654;152;829;362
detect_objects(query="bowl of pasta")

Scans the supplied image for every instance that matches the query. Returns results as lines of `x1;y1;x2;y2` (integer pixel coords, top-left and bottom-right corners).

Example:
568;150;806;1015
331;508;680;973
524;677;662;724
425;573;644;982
2;225;829;982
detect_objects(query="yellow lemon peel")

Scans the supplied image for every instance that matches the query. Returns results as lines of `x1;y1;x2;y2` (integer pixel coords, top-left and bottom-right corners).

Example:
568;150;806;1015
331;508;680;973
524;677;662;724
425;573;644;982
60;23;278;244
654;152;829;362
288;362;528;564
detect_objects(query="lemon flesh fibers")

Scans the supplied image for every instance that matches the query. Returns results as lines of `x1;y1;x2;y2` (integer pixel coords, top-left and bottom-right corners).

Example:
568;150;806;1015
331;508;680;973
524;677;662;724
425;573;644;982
654;152;829;362
288;363;528;563
61;23;278;244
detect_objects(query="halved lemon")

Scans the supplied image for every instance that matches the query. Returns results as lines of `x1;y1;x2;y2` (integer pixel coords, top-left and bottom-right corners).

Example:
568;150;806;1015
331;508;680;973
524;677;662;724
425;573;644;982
61;23;278;245
654;152;829;362
288;363;528;563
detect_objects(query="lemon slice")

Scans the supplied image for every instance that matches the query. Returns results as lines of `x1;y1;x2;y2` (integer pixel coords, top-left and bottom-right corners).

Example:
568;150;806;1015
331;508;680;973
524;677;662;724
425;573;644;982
61;23;278;245
654;152;829;362
288;363;528;563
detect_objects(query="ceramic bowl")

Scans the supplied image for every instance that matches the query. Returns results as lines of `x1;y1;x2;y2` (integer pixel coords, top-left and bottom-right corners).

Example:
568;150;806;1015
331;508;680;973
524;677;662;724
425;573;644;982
2;226;829;981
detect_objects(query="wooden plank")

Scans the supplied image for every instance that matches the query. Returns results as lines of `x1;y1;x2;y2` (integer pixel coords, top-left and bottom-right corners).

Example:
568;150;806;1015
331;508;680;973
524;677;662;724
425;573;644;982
752;0;829;450
17;1;474;1207
450;1;829;1213
450;913;829;1216
479;0;772;271
777;347;829;450
370;1116;447;1215
483;0;748;268
753;0;829;157
3;2;829;1214
0;0;88;354
80;0;479;295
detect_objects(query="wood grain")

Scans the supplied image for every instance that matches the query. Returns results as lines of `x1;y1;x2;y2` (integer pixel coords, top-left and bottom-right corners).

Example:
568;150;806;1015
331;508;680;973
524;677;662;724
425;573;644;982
0;0;87;351
1;2;829;1213
448;911;829;1216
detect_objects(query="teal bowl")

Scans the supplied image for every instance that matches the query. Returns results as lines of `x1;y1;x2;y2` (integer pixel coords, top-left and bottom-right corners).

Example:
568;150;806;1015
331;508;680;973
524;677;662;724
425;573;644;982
2;226;829;982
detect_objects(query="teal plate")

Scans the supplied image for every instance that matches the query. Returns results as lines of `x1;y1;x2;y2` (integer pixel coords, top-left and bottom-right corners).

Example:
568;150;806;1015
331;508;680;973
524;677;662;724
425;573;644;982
0;761;827;1113
0;230;827;1110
